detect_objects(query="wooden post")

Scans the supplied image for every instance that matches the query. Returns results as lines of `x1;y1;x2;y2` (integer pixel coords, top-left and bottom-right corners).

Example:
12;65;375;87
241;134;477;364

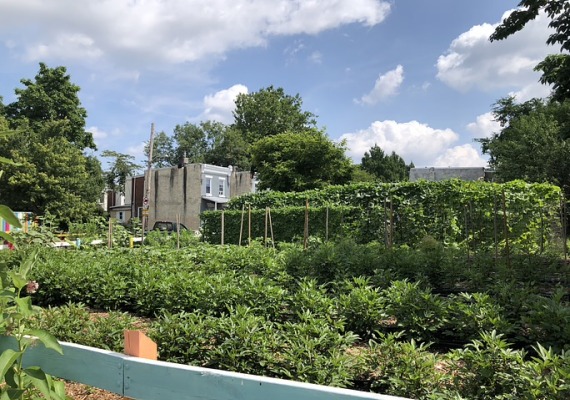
325;207;329;242
142;123;155;245
176;214;180;250
304;199;309;250
501;189;511;269
264;207;269;247
108;219;113;249
239;205;245;246
221;210;225;246
248;204;252;246
124;330;157;361
268;208;275;249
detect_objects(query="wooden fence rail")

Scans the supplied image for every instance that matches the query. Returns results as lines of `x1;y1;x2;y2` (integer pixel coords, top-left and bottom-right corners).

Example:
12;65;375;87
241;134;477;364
0;337;409;400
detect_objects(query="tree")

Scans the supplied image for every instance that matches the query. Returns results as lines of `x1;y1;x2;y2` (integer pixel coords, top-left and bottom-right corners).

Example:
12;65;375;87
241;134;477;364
101;150;141;195
250;129;353;192
145;131;175;168
0;128;104;226
5;62;95;150
233;86;317;143
0;64;104;226
203;126;251;170
478;97;570;193
360;144;412;182
491;0;570;101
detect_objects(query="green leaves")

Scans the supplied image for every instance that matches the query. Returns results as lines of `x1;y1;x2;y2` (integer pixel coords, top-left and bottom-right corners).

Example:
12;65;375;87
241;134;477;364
0;206;21;229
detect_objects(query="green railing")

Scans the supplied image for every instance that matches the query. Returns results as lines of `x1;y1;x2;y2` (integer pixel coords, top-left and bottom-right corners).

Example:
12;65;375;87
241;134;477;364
0;337;409;400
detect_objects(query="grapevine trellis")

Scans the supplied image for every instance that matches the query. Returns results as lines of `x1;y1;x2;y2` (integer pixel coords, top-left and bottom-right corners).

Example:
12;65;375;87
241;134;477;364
201;180;567;258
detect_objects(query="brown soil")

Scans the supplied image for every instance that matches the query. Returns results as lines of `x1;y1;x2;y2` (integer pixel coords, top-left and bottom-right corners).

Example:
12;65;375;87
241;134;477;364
65;381;128;400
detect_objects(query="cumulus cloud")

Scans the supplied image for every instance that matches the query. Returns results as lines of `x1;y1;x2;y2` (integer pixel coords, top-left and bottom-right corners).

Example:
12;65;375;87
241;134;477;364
466;112;501;138
0;0;391;66
87;126;108;140
433;144;488;167
436;11;553;96
356;65;404;105
196;84;248;124
339;120;458;166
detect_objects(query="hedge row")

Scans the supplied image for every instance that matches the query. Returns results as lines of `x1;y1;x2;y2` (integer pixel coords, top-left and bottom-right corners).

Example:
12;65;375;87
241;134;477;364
206;180;564;250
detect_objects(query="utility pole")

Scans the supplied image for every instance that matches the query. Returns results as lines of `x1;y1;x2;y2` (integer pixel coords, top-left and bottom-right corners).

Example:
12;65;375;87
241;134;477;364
142;123;155;242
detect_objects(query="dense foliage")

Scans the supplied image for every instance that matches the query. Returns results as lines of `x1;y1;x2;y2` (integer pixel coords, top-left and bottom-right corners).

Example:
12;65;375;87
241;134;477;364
0;64;104;226
251;129;353;192
208;180;563;251
2;240;568;399
360;144;413;182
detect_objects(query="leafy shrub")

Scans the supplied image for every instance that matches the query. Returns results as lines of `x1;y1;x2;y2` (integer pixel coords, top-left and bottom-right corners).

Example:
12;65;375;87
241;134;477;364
336;277;385;340
444;292;512;344
382;280;448;342
358;333;446;399
446;331;526;399
520;287;570;351
34;303;141;352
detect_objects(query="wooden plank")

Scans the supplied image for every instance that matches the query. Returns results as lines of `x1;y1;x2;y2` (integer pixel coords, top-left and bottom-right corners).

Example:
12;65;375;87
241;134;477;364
124;358;409;400
0;337;410;400
0;337;124;395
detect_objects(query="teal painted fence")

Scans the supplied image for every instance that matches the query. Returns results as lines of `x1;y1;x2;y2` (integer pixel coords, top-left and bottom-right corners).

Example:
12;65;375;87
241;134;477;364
0;337;410;400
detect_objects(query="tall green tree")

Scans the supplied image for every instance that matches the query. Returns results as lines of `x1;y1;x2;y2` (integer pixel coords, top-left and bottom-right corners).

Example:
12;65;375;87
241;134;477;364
479;97;570;193
491;0;570;101
0;64;104;226
145;131;175;168
204;126;251;170
101;150;141;195
233;86;317;143
251;129;353;192
5;62;95;150
360;144;412;182
0;130;103;225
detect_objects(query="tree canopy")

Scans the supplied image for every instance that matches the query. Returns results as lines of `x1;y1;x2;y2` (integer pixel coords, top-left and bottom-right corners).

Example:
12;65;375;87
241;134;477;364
479;97;570;193
0;64;103;226
360;144;413;182
491;0;570;101
250;129;353;192
4;62;96;150
232;85;317;143
101;150;141;195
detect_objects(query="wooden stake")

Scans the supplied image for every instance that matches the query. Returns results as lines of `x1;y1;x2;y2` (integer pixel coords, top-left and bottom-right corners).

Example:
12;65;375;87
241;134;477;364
268;207;275;249
304;199;309;250
248;204;251;246
501;189;511;269
325;207;329;242
264;207;268;247
239;205;245;246
221;210;225;246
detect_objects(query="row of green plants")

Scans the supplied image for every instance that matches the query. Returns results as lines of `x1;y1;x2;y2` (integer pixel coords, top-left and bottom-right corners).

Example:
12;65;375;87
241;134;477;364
2;241;566;351
2;238;569;399
30;301;570;400
212;180;564;251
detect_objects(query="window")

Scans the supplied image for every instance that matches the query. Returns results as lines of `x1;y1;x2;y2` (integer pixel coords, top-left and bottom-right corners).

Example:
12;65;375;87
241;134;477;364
219;178;226;197
205;176;212;195
118;211;124;221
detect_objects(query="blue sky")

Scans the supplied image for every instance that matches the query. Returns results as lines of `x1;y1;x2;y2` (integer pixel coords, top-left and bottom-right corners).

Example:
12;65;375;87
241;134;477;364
0;0;555;168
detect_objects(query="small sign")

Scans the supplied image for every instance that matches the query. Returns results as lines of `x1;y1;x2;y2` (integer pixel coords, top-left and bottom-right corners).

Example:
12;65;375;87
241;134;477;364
143;196;149;210
142;209;149;216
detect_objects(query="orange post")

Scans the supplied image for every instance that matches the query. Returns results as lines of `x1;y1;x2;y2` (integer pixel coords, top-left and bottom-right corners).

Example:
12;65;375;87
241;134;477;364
124;330;157;360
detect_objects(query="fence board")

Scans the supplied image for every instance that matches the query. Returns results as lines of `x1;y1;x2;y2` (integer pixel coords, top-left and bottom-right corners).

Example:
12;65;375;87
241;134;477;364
0;337;409;400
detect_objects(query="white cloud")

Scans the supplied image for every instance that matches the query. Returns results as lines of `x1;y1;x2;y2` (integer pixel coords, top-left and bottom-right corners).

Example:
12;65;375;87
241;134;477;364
339;120;458;166
0;0;390;66
87;126;108;140
356;65;404;105
433;144;488;167
309;51;323;64
466;112;501;138
436;11;553;96
197;84;249;124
